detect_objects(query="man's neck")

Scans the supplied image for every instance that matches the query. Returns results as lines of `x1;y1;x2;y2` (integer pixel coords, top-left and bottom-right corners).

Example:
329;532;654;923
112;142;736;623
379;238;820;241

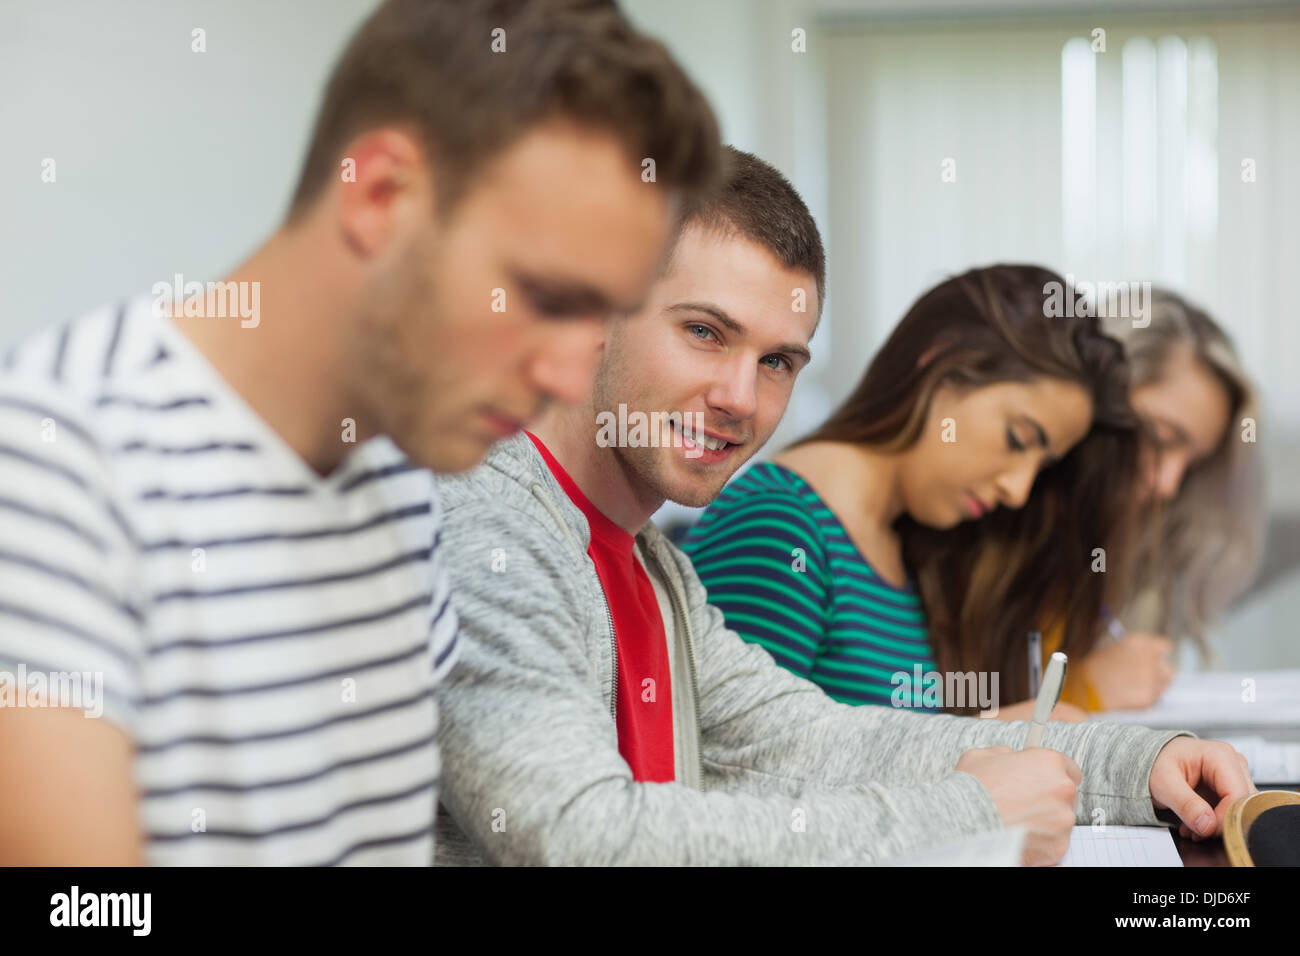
166;223;373;477
530;403;663;535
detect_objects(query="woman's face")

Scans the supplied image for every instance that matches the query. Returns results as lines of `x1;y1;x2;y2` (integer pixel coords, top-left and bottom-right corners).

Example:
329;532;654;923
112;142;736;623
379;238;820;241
1130;346;1232;502
897;378;1094;529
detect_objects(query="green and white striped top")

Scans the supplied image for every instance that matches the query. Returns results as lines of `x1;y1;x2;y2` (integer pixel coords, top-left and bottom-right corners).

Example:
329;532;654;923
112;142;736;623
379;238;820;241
683;461;938;709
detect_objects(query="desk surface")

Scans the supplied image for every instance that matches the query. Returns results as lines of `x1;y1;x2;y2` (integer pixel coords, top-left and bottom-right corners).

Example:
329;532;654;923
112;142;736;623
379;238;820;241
1174;831;1229;866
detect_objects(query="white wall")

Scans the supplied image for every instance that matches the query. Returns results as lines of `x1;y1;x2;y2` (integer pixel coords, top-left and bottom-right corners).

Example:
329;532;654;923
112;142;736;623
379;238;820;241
622;0;839;488
625;0;1300;519
5;0;1295;509
819;11;1300;507
0;0;379;339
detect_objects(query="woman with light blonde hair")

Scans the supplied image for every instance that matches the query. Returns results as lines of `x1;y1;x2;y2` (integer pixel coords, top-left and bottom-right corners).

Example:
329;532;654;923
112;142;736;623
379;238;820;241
1052;288;1267;710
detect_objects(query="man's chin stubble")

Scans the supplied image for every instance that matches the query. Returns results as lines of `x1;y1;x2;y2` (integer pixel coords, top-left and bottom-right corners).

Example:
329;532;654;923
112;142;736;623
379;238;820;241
615;446;720;510
656;461;734;509
665;486;727;509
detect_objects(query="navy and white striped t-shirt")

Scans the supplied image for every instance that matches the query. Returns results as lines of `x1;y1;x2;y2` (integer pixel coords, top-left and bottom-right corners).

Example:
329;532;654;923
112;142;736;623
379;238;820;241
0;295;458;865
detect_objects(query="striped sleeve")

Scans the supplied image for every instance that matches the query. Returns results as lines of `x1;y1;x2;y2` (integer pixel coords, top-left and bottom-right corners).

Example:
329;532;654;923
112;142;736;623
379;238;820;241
683;481;831;678
0;384;144;732
427;498;459;686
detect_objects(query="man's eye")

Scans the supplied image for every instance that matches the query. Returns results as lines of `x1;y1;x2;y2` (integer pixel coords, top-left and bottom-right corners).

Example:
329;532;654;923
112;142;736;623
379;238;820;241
687;324;716;341
531;296;573;317
761;355;791;372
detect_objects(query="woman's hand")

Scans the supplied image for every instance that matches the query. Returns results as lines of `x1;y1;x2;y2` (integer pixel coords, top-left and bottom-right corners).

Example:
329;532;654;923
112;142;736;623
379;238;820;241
1083;632;1175;710
988;699;1089;722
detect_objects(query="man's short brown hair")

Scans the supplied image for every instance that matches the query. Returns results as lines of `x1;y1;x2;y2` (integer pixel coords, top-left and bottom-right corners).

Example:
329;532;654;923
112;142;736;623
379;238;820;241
671;146;826;314
287;0;722;220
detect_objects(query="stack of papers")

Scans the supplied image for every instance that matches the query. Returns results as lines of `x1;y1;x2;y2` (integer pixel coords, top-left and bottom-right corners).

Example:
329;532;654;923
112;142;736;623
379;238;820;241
1099;670;1300;784
1102;670;1300;730
885;827;1025;866
1216;736;1300;784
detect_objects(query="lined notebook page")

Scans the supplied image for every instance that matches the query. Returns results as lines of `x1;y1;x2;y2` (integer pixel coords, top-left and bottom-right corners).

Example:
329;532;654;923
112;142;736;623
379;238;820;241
1057;826;1183;867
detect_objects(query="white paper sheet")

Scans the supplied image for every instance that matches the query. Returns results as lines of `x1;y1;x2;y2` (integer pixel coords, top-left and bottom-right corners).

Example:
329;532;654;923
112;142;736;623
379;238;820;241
1056;826;1183;867
885;826;1026;866
1218;735;1300;784
1101;670;1300;730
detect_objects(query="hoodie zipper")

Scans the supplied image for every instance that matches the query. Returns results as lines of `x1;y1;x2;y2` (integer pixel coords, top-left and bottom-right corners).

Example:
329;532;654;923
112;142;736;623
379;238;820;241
677;580;704;791
601;592;618;720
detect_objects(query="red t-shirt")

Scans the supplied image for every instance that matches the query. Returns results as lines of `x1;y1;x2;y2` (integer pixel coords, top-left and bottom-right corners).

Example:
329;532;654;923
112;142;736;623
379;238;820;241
527;432;675;782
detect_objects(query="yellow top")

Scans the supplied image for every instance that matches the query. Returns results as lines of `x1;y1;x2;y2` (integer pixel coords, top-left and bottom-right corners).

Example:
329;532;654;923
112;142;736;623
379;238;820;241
1040;617;1103;711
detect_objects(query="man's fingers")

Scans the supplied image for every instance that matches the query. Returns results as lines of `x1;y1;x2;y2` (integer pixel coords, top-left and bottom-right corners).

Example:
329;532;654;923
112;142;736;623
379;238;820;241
1162;743;1255;838
1176;789;1219;837
1203;742;1255;804
1153;758;1218;837
1235;752;1259;795
1062;754;1083;787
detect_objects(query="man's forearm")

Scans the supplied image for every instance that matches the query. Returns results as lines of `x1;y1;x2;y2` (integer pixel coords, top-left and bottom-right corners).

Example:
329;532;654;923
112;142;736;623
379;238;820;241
695;617;1191;823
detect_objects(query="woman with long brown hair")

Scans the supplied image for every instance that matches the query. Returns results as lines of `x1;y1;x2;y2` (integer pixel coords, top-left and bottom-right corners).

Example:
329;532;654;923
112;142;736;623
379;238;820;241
682;264;1141;717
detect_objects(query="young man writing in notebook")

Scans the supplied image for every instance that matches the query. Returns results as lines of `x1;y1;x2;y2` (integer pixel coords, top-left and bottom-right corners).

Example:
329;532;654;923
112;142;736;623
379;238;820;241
0;0;720;864
432;146;1254;865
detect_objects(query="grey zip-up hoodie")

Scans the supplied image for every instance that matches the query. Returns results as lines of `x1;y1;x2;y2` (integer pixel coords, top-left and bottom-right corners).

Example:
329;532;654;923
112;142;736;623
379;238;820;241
432;434;1192;865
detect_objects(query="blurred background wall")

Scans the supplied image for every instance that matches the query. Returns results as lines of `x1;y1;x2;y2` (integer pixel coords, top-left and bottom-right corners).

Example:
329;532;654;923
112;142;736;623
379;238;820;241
3;0;1297;642
619;0;1300;497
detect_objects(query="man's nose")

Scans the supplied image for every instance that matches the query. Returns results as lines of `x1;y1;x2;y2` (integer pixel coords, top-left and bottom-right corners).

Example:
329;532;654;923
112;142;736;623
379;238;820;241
526;319;606;406
703;355;759;423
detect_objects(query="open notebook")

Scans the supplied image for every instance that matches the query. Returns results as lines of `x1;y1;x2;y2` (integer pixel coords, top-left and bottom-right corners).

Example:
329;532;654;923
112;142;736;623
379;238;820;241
1056;826;1183;867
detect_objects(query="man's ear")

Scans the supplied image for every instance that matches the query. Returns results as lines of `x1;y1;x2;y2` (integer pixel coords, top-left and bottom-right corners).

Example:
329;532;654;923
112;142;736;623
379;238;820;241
336;128;432;259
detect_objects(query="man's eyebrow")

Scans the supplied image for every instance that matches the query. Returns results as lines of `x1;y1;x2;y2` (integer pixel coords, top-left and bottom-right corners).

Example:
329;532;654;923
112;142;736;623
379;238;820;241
510;269;643;315
668;301;813;364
